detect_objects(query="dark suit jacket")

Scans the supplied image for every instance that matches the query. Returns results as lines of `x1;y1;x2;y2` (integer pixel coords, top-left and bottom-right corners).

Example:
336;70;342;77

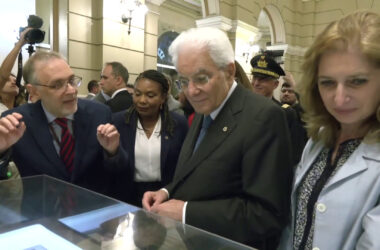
106;90;133;113
273;98;307;166
110;110;188;204
166;85;293;249
93;91;108;104
2;99;119;194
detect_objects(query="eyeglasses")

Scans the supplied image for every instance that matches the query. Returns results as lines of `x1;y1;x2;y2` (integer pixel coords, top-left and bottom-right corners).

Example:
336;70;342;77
35;75;82;91
177;74;210;89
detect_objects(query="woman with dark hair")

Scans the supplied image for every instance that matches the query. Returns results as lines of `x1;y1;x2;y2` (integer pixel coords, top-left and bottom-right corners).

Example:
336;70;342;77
111;69;188;207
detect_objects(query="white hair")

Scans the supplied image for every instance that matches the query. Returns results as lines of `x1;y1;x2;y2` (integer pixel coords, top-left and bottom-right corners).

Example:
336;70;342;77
168;27;235;69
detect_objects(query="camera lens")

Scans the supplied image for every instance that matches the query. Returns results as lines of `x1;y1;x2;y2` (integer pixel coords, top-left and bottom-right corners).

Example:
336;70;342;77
25;29;45;44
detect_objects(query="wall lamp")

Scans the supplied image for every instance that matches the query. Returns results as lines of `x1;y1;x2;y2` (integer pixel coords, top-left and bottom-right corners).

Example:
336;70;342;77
120;0;148;35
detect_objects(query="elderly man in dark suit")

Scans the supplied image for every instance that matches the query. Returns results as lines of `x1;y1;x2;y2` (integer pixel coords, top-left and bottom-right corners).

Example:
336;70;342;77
0;51;122;194
142;27;293;249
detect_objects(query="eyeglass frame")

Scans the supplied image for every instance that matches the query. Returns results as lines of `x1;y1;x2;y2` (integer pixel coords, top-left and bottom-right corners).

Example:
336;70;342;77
176;71;212;90
34;75;82;91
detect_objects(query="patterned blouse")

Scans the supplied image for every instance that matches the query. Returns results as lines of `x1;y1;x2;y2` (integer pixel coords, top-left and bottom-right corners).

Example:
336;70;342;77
293;139;362;250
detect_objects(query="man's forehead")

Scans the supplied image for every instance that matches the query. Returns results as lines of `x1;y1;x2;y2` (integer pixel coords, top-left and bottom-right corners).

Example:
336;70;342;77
178;68;208;78
36;59;73;81
281;85;294;90
102;65;113;72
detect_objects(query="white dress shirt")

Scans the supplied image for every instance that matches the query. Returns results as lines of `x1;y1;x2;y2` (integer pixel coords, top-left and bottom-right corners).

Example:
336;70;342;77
134;116;162;182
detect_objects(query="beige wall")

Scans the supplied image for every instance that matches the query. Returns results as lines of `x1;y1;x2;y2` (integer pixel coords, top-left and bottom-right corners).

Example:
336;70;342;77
67;0;103;95
158;0;201;35
66;0;159;96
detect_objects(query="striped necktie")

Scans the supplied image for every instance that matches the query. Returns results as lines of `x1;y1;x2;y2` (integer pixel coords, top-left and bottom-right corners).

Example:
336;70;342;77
55;118;75;173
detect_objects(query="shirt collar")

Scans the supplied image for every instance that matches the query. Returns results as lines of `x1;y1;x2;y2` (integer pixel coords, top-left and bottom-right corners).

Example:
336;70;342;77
101;90;111;101
209;81;237;120
41;102;74;123
111;88;128;99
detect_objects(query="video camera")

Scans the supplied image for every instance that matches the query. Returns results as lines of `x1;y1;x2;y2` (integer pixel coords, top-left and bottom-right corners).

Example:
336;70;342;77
19;15;45;44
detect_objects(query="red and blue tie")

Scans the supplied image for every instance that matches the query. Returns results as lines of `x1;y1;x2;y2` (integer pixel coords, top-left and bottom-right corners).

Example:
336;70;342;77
55;118;75;173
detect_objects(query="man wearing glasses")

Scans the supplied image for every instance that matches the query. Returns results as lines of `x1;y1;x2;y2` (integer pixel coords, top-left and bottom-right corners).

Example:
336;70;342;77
0;51;122;195
142;27;293;249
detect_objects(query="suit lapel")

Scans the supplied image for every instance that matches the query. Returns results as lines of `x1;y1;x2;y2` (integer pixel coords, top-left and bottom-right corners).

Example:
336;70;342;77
294;141;323;189
293;141;380;196
323;142;379;191
177;114;202;165
174;86;242;182
126;113;137;173
160;116;170;176
191;109;236;165
72;103;91;179
28;102;68;177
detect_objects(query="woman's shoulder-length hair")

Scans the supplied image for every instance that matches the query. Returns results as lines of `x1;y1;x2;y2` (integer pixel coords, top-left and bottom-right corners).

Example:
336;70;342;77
299;10;380;147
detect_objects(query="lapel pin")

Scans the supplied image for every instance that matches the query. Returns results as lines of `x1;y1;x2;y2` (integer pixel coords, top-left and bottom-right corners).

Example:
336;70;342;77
223;126;228;132
165;136;169;140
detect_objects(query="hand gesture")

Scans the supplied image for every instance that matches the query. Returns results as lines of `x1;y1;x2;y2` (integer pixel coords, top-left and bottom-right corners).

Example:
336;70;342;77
283;72;296;87
0;113;26;153
142;189;169;210
97;123;119;156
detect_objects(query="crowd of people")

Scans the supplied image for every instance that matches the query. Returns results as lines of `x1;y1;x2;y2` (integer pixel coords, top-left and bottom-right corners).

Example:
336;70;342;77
0;10;379;250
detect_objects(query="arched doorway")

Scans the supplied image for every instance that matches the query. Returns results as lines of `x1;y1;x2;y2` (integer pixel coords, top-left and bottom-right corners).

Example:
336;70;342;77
256;4;287;61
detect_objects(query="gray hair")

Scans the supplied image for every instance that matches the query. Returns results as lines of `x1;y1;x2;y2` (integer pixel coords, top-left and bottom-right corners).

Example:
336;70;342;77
168;27;235;69
23;51;65;85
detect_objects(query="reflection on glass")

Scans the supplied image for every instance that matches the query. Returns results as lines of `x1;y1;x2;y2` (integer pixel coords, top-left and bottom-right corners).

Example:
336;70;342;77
59;203;137;234
0;176;254;250
99;210;167;250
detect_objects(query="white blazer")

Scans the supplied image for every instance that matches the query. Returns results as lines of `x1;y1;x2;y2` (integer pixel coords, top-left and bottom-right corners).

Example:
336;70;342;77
278;139;380;250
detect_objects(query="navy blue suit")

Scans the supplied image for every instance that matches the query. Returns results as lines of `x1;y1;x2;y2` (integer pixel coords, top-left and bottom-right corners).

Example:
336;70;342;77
110;110;188;204
2;99;118;194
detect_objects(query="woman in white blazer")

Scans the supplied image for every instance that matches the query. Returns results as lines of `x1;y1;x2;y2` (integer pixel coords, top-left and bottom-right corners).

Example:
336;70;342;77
278;11;380;250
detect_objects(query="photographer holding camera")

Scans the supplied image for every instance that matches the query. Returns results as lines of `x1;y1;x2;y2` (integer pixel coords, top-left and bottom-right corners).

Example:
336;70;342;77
0;15;46;180
0;28;31;90
0;28;33;181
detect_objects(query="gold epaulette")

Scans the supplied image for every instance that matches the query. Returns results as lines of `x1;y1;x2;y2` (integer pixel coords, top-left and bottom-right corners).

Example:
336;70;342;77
282;104;290;109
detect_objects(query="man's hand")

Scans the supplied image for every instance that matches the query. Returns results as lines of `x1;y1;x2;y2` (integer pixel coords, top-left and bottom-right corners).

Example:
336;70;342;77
18;27;32;47
150;199;185;222
142;189;168;210
283;72;296;87
97;123;119;156
0;113;26;153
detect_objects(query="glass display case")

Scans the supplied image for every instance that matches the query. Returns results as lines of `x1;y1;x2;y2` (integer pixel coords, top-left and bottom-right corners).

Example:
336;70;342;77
0;175;255;249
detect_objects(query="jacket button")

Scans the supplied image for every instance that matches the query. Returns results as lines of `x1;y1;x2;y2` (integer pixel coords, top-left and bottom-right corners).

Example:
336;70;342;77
316;203;326;213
